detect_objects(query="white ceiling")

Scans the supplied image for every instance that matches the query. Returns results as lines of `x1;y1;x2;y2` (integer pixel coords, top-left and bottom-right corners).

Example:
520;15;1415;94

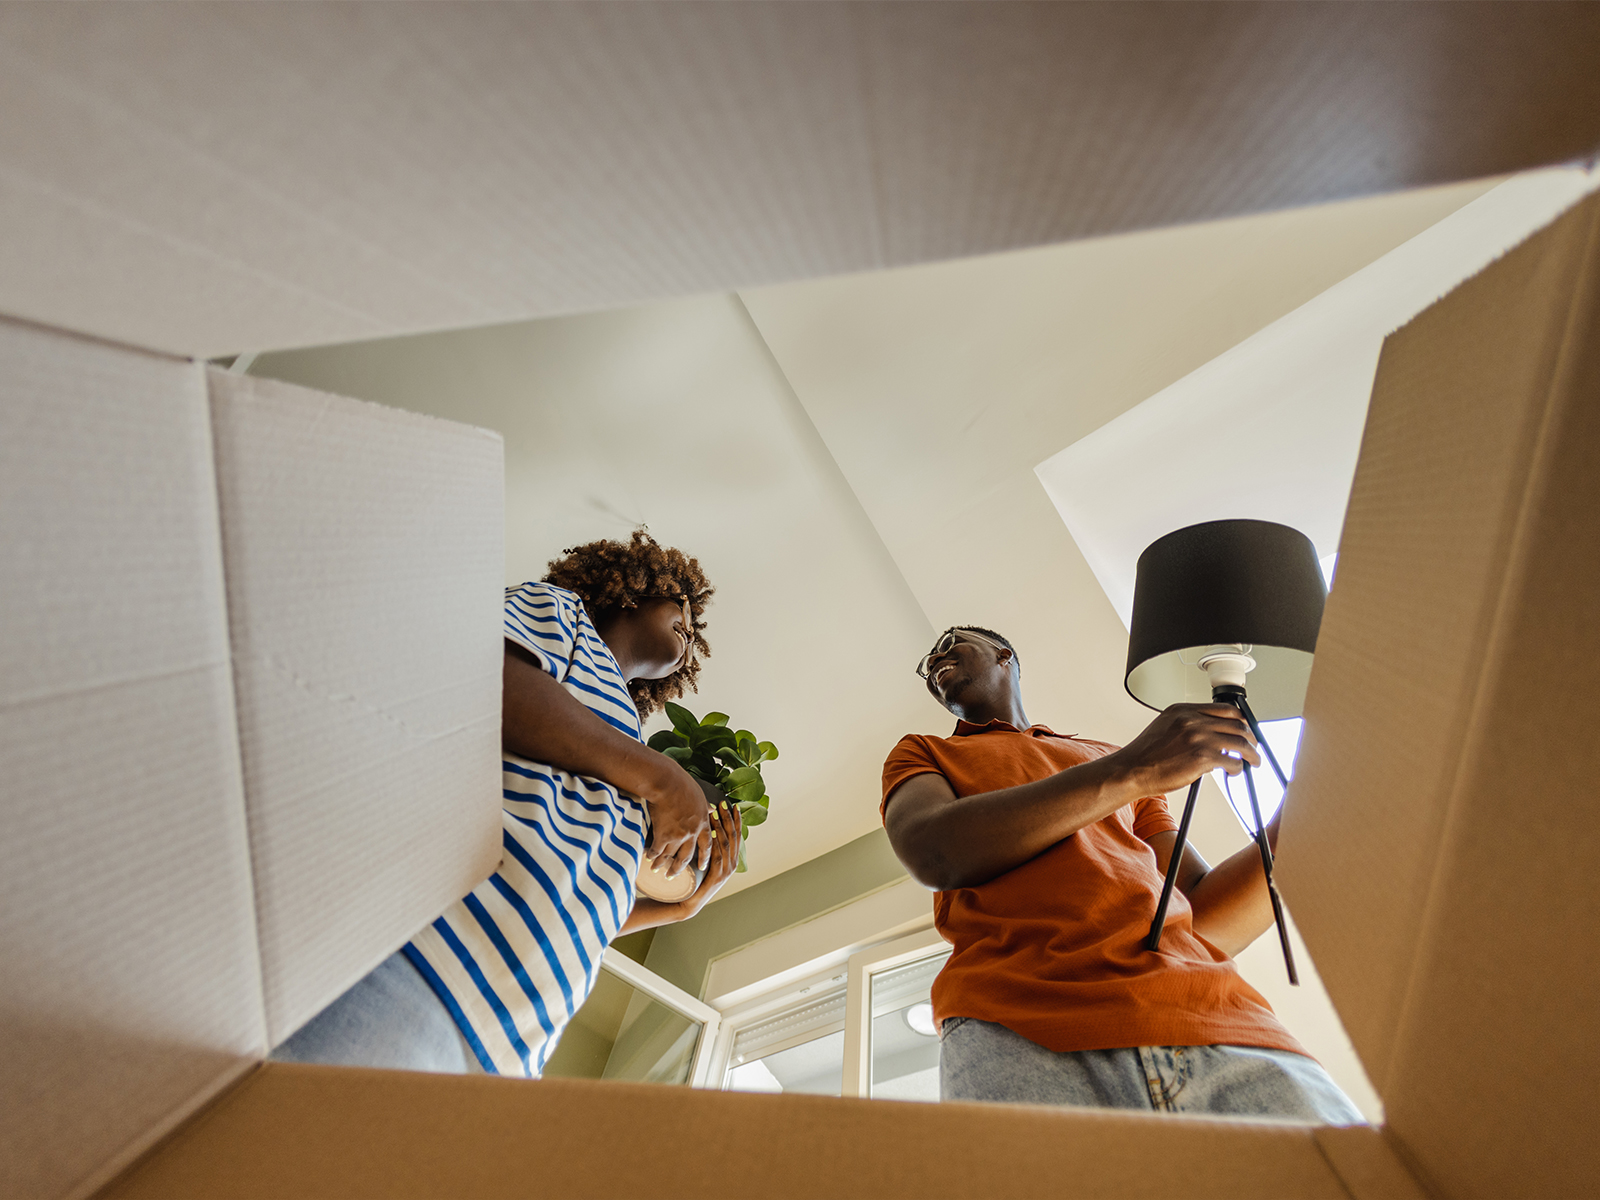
1040;164;1600;630
252;174;1497;902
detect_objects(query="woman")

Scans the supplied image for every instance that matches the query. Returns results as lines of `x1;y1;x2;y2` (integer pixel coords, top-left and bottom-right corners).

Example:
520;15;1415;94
275;531;739;1076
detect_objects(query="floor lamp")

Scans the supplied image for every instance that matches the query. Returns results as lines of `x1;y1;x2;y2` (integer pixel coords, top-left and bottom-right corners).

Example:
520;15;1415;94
1125;519;1327;985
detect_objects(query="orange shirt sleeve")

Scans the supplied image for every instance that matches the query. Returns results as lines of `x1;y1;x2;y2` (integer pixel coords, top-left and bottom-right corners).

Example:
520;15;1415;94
881;735;944;821
1132;793;1179;840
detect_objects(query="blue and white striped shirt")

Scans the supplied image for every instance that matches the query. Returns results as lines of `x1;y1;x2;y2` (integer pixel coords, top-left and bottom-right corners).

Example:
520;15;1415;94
405;582;649;1076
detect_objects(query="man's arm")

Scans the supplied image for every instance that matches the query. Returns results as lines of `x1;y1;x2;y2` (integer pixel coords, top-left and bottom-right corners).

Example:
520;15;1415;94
1146;808;1283;958
503;642;710;876
883;705;1258;891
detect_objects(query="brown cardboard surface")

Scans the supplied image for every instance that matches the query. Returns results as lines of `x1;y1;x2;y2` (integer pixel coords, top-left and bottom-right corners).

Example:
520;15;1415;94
206;370;505;1044
1313;1127;1427;1200
104;1061;1352;1200
0;319;266;1200
1283;194;1600;1197
2;3;1599;357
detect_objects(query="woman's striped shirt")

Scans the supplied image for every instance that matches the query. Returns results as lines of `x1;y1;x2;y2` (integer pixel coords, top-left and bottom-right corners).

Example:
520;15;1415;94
405;582;648;1077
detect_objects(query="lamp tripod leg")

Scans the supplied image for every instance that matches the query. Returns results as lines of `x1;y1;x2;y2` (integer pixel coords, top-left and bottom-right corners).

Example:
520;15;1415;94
1145;778;1201;952
1240;760;1300;986
1235;695;1288;789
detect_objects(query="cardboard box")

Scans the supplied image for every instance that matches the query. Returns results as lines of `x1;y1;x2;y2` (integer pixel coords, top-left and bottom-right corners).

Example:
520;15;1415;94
3;9;1600;1199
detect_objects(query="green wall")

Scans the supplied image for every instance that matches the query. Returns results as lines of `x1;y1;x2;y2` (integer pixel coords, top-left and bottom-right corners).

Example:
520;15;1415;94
644;825;910;996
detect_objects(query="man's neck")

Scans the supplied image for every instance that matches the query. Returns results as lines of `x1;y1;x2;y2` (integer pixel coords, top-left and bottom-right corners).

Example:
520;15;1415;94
955;697;1031;729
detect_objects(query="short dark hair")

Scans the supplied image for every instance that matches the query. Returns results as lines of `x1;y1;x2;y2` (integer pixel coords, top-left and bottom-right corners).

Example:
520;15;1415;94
947;625;1020;677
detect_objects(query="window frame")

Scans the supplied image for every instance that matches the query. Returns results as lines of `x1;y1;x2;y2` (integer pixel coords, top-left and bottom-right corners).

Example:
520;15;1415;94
598;946;723;1088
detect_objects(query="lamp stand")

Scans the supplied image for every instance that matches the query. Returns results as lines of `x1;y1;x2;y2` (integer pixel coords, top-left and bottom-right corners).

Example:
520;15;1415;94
1143;680;1300;986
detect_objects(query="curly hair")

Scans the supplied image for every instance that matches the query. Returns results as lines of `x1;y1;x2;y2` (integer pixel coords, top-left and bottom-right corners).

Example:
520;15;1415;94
543;530;714;717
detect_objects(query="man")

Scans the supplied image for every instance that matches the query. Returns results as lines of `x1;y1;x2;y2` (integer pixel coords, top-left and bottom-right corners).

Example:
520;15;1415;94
881;625;1360;1121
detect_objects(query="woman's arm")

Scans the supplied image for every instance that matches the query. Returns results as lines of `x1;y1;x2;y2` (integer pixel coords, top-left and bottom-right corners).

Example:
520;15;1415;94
503;642;711;876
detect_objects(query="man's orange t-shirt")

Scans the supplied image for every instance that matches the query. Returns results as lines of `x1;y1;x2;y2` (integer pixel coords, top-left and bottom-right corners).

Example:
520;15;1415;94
881;719;1303;1057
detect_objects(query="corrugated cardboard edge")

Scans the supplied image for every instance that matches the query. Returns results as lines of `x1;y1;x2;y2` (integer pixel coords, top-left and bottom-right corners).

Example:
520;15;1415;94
64;1059;261;1200
1312;1127;1430;1200
101;1062;1355;1200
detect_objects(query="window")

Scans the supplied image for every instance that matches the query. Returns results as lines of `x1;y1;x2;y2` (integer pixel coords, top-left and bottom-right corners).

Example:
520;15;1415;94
712;926;950;1100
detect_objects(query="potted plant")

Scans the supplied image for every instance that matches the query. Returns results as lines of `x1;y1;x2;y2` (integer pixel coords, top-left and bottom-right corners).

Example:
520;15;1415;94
636;703;779;901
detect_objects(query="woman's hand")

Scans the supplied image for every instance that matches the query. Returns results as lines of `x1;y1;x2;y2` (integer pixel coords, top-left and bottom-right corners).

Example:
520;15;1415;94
641;757;714;877
618;797;742;934
678;798;742;917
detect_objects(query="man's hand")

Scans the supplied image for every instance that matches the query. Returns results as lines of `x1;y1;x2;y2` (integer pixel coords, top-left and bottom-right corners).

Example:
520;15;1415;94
1101;703;1260;796
642;761;714;878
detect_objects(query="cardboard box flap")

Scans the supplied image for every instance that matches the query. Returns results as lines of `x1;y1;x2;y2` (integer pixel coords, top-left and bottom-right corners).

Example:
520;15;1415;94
104;1062;1354;1200
206;370;505;1045
3;4;1600;358
0;321;266;1200
1283;193;1600;1198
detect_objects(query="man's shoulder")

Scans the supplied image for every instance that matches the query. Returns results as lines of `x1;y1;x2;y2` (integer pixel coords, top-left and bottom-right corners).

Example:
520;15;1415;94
884;730;954;761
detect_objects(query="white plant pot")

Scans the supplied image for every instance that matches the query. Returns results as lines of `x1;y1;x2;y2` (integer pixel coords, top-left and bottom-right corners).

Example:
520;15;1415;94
635;858;704;903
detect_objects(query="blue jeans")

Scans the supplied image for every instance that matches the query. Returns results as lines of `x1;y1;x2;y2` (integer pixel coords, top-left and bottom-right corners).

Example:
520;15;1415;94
940;1017;1362;1123
271;951;481;1074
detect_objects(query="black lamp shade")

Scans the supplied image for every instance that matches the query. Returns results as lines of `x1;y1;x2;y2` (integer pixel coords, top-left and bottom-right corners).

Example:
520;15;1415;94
1124;519;1327;720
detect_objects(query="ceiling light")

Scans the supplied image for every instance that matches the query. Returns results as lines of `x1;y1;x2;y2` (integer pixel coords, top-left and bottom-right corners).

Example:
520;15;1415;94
904;1002;937;1037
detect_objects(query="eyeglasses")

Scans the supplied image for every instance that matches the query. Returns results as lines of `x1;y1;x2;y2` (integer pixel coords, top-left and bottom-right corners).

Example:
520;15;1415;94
649;593;695;669
915;629;1009;679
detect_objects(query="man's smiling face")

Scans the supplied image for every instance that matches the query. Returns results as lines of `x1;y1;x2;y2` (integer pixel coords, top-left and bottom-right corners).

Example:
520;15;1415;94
921;629;1015;714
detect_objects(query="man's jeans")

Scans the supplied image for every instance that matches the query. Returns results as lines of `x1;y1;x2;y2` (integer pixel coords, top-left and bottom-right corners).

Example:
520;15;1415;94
940;1016;1363;1123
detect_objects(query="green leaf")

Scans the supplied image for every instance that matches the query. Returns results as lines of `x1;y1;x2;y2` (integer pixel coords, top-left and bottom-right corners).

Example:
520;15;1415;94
663;745;693;764
700;712;730;727
647;729;683;753
699;727;738;753
724;765;762;788
737;800;768;826
729;779;766;804
664;701;699;735
713;747;746;771
733;730;756;747
757;741;779;762
736;843;747;873
736;735;759;764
